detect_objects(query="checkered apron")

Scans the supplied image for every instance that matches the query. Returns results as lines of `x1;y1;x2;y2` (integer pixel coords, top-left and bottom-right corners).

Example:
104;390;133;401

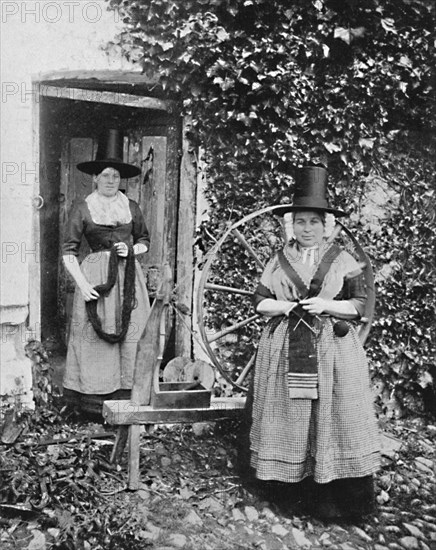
250;254;380;484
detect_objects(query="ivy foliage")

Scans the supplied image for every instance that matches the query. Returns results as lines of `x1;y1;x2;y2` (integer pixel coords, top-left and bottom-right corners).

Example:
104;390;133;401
364;137;435;417
106;0;435;415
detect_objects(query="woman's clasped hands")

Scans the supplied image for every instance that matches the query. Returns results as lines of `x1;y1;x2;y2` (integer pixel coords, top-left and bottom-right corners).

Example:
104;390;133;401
114;242;128;257
283;298;329;317
300;297;328;316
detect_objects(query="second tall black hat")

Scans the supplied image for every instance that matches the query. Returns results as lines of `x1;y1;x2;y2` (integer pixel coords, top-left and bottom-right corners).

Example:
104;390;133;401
272;165;347;217
77;129;141;179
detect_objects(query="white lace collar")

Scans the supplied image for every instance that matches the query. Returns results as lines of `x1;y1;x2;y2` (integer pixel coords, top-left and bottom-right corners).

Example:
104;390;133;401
85;191;132;226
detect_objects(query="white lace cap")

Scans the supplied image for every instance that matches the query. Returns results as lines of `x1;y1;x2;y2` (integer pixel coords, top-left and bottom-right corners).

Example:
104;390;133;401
281;211;336;242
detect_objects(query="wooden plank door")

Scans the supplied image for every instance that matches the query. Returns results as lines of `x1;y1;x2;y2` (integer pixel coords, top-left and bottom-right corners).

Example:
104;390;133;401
58;138;95;344
128;135;168;295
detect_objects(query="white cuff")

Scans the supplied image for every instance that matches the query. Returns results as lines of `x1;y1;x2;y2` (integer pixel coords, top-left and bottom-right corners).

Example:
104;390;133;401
133;243;148;255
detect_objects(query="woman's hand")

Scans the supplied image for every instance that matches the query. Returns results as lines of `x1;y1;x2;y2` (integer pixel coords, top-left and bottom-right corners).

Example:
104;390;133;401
78;280;100;302
62;255;100;302
114;242;128;257
300;297;328;316
256;299;298;317
300;297;359;319
284;302;298;316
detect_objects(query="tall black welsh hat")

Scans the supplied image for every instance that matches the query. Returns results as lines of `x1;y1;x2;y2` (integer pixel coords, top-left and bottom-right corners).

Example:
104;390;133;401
77;129;141;179
272;165;347;217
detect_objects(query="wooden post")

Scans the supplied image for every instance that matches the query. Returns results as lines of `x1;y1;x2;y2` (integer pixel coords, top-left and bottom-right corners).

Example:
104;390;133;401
131;265;173;407
126;266;173;487
192;148;211;362
175;117;197;357
110;425;129;464
140;136;168;275
29;81;41;340
127;425;141;490
163;113;182;346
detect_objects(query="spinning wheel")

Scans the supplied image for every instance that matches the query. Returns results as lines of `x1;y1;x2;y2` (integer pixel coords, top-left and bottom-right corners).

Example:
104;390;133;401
196;206;375;393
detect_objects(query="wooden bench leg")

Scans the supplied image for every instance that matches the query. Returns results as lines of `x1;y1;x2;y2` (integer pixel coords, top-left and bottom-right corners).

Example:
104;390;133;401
128;425;141;490
110;425;129;464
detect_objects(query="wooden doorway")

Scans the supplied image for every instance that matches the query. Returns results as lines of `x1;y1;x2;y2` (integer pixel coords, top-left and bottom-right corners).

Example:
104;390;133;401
35;82;182;366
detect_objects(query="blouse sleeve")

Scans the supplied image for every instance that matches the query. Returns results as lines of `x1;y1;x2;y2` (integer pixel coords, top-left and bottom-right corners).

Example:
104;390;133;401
252;256;278;309
62;201;85;257
338;252;367;318
130;201;151;249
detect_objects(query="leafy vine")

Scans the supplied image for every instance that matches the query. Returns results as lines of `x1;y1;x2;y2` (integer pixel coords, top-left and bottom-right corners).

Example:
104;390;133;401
106;0;435;415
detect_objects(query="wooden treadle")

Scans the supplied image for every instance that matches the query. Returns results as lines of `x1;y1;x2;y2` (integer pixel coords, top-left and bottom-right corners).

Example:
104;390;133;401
103;396;246;425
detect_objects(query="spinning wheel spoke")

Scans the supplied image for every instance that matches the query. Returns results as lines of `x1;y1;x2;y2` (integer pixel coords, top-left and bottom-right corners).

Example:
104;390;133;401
205;283;253;296
231;228;265;270
208;314;261;343
235;354;256;386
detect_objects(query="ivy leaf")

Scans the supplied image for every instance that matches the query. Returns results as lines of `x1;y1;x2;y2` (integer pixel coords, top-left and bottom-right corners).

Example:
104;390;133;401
381;18;397;34
323;142;341;153
334;26;366;44
179;25;192;38
399;55;412;68
418;371;433;389
161;41;174;51
350;26;366;39
359;137;375;149
216;28;229;41
334;27;352;44
399;81;408;93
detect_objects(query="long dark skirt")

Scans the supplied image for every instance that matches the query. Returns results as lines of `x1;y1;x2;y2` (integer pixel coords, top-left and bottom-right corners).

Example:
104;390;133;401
62;388;131;419
255;475;375;520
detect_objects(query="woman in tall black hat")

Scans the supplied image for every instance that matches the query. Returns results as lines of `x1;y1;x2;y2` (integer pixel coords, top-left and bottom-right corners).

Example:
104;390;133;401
61;129;151;416
248;165;380;519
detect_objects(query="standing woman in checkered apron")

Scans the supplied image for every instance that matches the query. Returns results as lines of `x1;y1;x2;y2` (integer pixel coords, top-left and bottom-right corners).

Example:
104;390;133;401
248;165;380;519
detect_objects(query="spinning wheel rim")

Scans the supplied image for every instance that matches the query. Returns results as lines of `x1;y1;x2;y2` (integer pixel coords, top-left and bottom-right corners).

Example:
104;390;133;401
196;206;280;392
196;208;375;392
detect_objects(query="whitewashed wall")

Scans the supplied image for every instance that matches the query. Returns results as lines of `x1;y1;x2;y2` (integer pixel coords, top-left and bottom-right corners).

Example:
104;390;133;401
0;0;131;407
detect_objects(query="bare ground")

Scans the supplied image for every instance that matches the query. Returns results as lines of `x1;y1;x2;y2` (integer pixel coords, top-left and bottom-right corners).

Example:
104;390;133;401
0;404;435;550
